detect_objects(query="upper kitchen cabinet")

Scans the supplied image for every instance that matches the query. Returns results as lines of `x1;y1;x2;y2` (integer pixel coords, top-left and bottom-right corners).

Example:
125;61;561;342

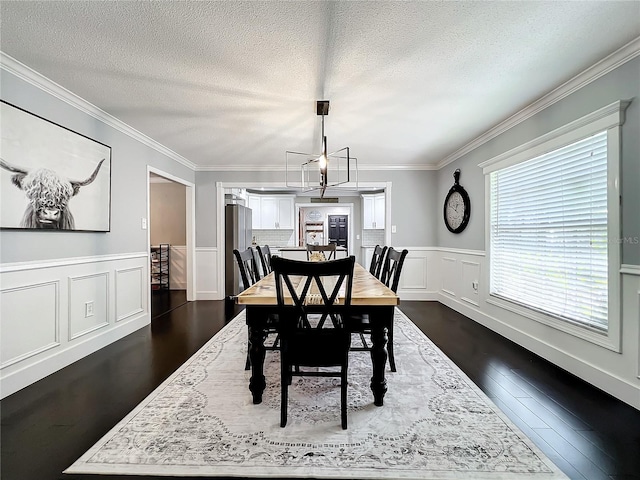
362;193;385;229
247;194;294;229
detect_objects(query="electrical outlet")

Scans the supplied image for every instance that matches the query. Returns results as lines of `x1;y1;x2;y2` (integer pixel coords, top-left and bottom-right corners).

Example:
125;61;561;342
85;301;94;318
356;234;360;240
141;218;147;230
391;225;397;233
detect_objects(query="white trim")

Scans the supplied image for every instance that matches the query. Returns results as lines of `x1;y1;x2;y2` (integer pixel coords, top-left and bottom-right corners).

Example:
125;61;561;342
115;266;145;323
439;36;640;169
0;280;61;369
294;202;355;256
479;100;630;173
0;52;197;171
485;296;619;352
0;312;148;399
68;271;110;341
216;180;393;301
3;38;638;174
147;166;197;302
482;105;624;353
437;247;485;257
0;252;147;273
196;164;438;172
621;264;640;276
438;292;640;410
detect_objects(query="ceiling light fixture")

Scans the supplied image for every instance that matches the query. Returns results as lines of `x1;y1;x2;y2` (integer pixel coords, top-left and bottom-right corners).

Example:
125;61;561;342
286;100;357;198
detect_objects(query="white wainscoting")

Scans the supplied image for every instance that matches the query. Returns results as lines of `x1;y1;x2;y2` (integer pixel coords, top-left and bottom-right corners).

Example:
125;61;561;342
0;253;149;399
435;249;640;411
395;247;439;301
169;245;187;290
195;247;219;300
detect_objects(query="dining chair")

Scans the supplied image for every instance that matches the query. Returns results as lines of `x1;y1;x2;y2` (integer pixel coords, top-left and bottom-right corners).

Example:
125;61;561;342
234;247;279;370
272;255;355;430
351;247;408;372
368;244;388;279
257;245;273;276
306;243;337;260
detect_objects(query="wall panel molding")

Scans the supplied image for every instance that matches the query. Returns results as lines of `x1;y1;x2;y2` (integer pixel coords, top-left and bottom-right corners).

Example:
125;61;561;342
1;281;60;368
0;255;149;399
435;248;640;411
68;272;110;340
195;247;219;300
115;267;145;322
0;251;148;273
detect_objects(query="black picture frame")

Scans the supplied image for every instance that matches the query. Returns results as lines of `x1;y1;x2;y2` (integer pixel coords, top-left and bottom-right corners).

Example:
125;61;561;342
0;100;112;232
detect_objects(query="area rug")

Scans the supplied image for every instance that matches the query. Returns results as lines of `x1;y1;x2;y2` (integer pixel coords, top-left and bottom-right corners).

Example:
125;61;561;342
65;309;567;479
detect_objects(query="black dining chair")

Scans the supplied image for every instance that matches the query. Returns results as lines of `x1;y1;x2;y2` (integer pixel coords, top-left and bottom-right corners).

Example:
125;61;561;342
257;245;273;276
306;243;337;261
234;247;279;370
369;244;388;279
351;247;408;372
272;255;355;430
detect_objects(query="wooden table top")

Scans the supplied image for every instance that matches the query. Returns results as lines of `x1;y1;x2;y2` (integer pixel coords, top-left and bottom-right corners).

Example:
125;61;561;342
236;263;399;306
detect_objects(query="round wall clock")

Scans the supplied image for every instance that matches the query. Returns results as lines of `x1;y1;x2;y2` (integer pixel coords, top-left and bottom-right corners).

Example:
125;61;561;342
443;169;470;234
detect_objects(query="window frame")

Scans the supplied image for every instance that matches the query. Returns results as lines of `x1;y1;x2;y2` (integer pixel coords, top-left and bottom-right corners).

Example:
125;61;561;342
479;101;629;352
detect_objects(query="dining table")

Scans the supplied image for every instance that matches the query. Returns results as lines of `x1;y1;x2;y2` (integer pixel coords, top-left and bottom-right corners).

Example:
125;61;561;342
236;262;400;406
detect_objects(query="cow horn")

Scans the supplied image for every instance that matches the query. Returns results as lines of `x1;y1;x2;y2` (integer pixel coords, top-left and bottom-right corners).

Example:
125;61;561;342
71;159;105;188
0;158;29;175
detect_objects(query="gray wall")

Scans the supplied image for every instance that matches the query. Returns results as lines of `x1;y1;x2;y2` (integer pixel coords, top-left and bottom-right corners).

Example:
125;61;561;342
195;169;438;249
436;57;640;266
0;69;195;263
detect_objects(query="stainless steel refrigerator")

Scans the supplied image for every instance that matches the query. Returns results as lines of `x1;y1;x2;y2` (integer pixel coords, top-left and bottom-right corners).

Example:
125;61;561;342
225;203;253;299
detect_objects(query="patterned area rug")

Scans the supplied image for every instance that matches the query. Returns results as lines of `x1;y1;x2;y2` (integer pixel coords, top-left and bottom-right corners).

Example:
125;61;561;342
66;309;567;479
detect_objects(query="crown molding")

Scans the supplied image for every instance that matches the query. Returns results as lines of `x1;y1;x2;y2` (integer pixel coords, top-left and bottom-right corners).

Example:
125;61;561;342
195;163;438;172
437;36;640;170
0;52;197;171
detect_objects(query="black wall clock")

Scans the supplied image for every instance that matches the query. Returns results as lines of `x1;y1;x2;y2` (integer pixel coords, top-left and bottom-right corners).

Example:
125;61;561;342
443;169;470;234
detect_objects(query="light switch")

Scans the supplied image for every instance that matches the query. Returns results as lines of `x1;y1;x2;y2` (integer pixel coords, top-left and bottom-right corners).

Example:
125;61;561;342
356;234;360;240
141;218;147;230
391;225;397;233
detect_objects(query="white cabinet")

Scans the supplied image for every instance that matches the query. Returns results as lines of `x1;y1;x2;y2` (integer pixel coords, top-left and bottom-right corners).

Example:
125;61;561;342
247;194;294;230
247;194;262;229
362;193;385;229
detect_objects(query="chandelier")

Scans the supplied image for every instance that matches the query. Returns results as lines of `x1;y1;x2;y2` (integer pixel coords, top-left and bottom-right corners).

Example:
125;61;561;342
286;100;357;197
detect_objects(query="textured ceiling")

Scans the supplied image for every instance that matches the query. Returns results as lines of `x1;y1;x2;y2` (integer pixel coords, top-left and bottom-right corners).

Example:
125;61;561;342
1;1;639;170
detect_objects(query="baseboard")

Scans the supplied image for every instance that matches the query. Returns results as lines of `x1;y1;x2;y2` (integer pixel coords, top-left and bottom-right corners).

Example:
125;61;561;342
398;290;439;301
196;291;219;301
438;293;640;410
1;312;149;399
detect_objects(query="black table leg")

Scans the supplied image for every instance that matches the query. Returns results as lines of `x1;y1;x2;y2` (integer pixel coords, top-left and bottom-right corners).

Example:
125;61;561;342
247;308;267;404
369;307;390;406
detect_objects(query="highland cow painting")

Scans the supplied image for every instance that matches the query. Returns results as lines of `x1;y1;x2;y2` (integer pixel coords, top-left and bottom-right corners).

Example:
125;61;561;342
0;101;111;232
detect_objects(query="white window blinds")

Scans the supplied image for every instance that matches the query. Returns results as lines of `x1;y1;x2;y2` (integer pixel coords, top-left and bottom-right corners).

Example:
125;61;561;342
489;131;608;331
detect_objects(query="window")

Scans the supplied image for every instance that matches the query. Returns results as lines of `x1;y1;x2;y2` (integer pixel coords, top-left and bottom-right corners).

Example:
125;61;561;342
490;131;608;330
480;101;627;350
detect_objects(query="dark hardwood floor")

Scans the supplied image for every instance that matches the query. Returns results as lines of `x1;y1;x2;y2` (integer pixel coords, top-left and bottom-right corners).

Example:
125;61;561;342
151;289;187;319
2;301;638;480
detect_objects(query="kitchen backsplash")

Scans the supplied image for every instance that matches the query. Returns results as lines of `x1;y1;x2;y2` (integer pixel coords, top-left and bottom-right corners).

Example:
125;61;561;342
362;229;385;246
253;229;295;247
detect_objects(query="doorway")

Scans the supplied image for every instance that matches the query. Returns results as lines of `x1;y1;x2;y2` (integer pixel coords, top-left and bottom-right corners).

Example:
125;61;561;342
148;168;196;319
328;215;348;251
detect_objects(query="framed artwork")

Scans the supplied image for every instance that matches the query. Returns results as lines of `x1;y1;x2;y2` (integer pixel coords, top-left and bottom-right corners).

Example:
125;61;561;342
0;100;111;232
